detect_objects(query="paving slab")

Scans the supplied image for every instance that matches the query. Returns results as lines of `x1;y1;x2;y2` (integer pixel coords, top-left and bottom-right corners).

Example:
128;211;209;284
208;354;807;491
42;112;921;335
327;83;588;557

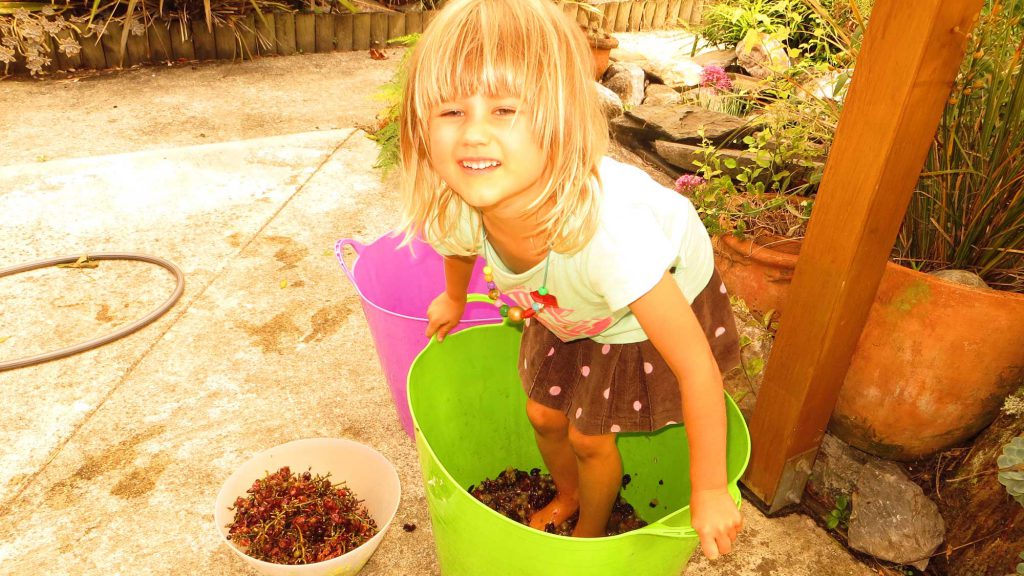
0;130;874;575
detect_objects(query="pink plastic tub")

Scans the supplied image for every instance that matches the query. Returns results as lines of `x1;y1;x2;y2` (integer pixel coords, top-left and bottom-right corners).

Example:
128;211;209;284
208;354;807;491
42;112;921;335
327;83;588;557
335;233;503;438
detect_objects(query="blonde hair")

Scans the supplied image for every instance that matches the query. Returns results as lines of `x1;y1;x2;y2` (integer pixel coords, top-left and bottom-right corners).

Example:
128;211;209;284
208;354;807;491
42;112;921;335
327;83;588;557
398;0;608;255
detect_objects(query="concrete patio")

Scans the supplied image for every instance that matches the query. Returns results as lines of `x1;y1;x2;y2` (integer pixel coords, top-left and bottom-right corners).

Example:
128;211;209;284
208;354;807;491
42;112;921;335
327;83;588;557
0;127;875;575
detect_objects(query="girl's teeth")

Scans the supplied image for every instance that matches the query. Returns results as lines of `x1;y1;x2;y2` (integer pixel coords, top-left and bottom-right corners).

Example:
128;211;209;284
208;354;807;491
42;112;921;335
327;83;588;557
462;160;499;169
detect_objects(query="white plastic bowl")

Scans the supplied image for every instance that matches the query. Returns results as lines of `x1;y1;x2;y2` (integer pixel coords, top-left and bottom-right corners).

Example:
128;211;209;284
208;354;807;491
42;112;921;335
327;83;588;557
214;438;401;576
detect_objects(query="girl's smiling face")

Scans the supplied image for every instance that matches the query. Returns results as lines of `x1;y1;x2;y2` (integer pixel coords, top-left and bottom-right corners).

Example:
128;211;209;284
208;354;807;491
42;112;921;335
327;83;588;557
428;93;549;216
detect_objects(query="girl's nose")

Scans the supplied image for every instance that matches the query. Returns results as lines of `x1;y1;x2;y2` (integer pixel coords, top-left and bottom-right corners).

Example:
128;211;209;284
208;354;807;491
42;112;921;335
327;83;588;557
461;116;491;145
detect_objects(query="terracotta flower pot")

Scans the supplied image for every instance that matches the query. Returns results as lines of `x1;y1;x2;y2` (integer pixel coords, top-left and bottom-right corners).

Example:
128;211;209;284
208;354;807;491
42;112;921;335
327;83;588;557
832;262;1024;461
713;234;1024;460
588;34;619;81
712;232;802;320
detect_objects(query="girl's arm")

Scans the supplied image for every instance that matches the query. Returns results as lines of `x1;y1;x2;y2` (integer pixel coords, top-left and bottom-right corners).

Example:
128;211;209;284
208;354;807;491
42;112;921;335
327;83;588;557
425;254;476;342
629;271;742;560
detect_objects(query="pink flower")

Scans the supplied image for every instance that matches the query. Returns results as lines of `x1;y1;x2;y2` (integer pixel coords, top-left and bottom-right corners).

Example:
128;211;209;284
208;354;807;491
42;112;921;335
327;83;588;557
700;65;733;92
674;174;706;193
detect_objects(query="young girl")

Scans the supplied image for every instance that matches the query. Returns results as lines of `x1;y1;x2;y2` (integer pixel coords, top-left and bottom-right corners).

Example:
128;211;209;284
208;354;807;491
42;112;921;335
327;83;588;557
399;0;743;560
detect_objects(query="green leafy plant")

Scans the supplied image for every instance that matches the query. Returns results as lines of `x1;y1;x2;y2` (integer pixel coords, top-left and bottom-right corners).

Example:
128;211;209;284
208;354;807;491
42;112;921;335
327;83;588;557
0;6;79;75
894;0;1024;292
691;116;822;241
367;32;418;175
996;436;1024;573
825;493;850;530
699;0;871;65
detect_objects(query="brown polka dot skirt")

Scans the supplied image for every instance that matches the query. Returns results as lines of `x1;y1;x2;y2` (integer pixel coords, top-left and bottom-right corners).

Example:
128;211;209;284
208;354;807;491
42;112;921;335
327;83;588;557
518;268;740;436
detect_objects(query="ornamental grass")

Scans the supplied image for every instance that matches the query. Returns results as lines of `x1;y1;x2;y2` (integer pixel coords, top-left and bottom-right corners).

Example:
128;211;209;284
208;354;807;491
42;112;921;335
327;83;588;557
0;0;432;75
895;0;1024;292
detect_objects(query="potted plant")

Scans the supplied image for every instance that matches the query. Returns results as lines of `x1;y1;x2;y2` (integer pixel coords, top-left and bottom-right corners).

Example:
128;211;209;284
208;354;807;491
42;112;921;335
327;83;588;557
575;2;618;80
688;61;839;320
584;20;618;80
830;0;1024;460
689;0;1023;461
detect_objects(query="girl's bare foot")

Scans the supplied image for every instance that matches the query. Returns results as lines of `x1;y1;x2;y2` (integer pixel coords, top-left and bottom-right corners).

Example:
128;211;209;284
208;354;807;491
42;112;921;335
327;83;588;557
528;492;579;531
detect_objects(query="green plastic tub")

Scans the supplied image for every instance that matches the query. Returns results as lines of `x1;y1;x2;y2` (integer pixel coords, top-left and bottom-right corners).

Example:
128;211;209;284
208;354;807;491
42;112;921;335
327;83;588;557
408;322;751;576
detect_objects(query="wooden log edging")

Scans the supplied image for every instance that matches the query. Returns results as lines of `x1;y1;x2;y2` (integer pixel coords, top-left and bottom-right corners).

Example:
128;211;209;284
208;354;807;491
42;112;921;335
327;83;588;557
4;0;703;75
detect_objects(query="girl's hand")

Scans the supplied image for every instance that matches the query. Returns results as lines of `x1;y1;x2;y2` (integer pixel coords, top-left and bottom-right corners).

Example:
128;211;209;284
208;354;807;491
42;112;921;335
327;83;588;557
690;486;743;560
425;292;466;342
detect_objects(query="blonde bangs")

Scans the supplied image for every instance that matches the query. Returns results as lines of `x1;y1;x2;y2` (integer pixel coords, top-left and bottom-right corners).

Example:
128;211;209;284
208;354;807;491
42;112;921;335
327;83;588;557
399;0;609;256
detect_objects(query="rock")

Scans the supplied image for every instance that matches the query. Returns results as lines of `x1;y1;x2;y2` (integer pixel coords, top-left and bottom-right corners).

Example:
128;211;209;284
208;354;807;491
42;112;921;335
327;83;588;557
603;62;646;109
693;48;737;69
624;104;747;145
940;411;1024;575
848;460;946;571
808;434;872;503
595;82;624;121
929;269;990;289
643;83;679;107
609;114;657;142
797;69;853;102
610;48;703;89
729;73;765;95
735;30;791;79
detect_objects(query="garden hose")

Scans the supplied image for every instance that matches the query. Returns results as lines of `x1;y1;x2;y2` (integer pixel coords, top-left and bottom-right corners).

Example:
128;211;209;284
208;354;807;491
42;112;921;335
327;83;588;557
0;253;184;372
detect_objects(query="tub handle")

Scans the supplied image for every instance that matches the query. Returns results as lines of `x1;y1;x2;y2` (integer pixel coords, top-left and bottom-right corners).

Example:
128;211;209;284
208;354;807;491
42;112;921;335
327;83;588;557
642;523;698;539
466;293;493;304
335;238;367;285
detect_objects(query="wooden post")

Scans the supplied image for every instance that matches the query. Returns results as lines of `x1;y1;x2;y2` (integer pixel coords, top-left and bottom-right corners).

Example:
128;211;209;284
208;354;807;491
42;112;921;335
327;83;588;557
614;1;631;32
405;11;422;35
254;12;276;55
387;13;405;44
123;27;150;66
653;0;669;28
54;28;82;70
148;21;173;63
352;13;371;50
191;19;217;60
275;12;297;55
690;0;704;25
577;6;590;28
422;10;437;31
603;3;619;32
315;13;335;52
679;0;695;26
370;12;387;48
741;0;985;513
627;1;644;31
642;1;657;29
101;21;125;67
214;21;237;60
238;14;257;59
667;0;681;26
335;13;354;51
39;34;58;73
169;20;195;61
295;13;316;54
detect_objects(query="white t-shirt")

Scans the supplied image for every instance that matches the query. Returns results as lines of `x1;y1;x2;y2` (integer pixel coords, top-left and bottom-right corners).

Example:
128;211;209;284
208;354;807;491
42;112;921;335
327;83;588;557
438;156;714;344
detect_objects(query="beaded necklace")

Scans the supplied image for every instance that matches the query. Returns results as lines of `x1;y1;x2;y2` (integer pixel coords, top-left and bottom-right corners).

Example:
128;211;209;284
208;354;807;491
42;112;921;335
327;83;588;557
482;232;559;324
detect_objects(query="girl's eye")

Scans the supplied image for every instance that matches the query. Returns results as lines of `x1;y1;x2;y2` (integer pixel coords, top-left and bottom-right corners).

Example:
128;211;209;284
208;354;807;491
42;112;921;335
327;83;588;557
495;107;517;116
438;109;463;117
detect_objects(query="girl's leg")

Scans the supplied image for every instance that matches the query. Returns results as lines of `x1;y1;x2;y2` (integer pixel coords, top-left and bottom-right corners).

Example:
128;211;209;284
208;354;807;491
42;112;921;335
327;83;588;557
525;399;580;530
567;427;622;538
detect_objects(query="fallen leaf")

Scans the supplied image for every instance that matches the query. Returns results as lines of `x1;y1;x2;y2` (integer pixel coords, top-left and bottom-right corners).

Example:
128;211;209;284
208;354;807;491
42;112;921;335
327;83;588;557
0;336;10;344
280;279;288;289
57;255;99;269
369;48;387;60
